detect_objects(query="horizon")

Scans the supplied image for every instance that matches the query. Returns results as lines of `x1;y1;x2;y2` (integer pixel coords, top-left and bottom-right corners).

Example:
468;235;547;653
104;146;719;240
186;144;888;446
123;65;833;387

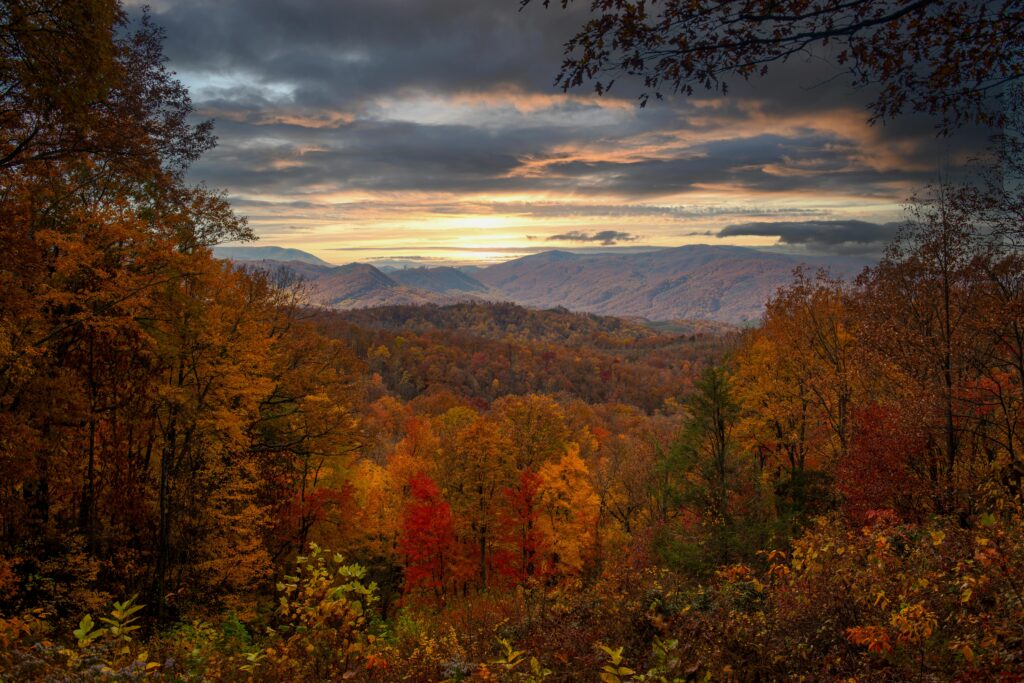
216;240;878;269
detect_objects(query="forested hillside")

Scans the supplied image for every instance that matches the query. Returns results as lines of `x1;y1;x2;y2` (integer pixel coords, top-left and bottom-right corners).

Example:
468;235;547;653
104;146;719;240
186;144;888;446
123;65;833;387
470;246;867;324
2;2;1024;682
332;302;679;346
322;303;732;411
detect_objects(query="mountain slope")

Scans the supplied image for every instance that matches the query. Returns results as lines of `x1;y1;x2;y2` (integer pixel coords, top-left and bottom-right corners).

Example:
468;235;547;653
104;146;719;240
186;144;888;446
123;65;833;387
334;301;675;346
225;244;869;322
212;245;330;265
389;266;490;294
236;260;459;308
474;245;867;324
312;263;399;304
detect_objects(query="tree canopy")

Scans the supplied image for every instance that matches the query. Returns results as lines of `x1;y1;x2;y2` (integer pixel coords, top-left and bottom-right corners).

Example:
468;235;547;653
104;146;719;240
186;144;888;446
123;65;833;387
523;0;1023;131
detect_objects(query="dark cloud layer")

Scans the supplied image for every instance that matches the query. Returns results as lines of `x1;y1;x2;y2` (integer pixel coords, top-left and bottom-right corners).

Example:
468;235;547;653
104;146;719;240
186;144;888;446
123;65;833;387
718;220;902;256
543;230;640;245
135;0;990;260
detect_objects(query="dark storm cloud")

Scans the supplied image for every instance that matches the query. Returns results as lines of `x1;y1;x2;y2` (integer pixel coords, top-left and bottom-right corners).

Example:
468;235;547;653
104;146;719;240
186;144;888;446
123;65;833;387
136;0;989;251
478;203;824;219
148;0;926;119
184;100;682;196
150;0;593;104
189;116;927;199
542;230;640;245
187;116;565;195
718;220;902;256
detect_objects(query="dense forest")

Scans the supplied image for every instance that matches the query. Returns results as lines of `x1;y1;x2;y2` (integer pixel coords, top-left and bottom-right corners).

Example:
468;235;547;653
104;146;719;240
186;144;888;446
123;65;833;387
2;1;1024;681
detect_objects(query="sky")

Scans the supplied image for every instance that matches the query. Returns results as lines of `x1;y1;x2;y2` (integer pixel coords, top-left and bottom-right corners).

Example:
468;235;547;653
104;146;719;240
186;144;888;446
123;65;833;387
140;0;989;267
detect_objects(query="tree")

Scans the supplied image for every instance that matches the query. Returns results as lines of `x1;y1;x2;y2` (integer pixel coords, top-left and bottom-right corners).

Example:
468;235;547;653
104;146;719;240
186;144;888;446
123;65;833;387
970;250;1024;493
0;1;212;173
493;469;548;584
147;259;280;620
660;366;770;568
856;188;988;511
538;443;600;576
733;331;816;488
438;416;515;590
523;0;1021;131
399;474;456;603
493;394;570;470
836;403;929;523
672;367;741;524
254;309;363;560
0;1;375;625
593;432;656;535
733;269;858;517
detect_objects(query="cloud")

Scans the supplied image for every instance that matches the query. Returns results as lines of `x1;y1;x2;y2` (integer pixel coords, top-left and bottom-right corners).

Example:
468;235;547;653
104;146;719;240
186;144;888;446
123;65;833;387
133;0;988;261
501;203;823;220
717;220;901;256
544;230;640;245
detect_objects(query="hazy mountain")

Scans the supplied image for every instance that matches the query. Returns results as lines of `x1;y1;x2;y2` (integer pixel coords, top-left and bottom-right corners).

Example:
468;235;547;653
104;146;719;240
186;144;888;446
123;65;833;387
239;259;459;308
473;245;869;324
229;245;870;323
389;266;489;294
212;245;330;265
311;263;397;304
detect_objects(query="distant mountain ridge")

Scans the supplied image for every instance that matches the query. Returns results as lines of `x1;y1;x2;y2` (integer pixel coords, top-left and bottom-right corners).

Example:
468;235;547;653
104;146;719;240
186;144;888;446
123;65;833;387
212;245;330;265
233;259;462;309
216;245;870;323
472;245;867;324
389;266;490;294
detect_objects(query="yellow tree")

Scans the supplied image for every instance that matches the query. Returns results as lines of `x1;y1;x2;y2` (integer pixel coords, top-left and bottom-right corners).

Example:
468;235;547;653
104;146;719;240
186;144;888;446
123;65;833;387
538;444;600;576
147;258;277;619
355;415;442;562
733;332;816;481
492;394;570;470
772;270;858;459
857;190;988;511
437;414;514;590
254;298;363;561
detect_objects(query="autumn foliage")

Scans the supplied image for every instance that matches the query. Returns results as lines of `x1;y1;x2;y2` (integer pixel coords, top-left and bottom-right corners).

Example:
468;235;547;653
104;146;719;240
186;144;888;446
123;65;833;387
2;2;1024;681
399;474;456;601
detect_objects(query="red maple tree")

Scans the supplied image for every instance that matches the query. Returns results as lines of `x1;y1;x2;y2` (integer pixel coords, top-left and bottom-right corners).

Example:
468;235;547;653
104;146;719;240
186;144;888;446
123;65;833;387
399;474;456;602
494;469;548;584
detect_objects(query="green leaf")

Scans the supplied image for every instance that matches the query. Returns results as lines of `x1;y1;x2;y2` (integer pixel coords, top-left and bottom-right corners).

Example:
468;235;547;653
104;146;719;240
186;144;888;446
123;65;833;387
73;614;94;640
599;644;624;665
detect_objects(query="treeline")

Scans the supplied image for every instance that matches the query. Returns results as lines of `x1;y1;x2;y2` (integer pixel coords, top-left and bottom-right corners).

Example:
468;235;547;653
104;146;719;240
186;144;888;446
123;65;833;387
0;0;362;628
330;302;663;348
321;304;730;412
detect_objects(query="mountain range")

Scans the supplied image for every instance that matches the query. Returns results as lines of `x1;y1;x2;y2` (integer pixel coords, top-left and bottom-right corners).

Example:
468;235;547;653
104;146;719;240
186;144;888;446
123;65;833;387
221;245;870;324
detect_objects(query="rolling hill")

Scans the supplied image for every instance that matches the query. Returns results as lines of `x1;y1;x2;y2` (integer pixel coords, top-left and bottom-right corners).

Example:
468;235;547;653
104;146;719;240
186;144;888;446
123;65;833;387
234;260;459;308
218;245;870;323
212;245;330;265
472;245;868;324
388;266;490;294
